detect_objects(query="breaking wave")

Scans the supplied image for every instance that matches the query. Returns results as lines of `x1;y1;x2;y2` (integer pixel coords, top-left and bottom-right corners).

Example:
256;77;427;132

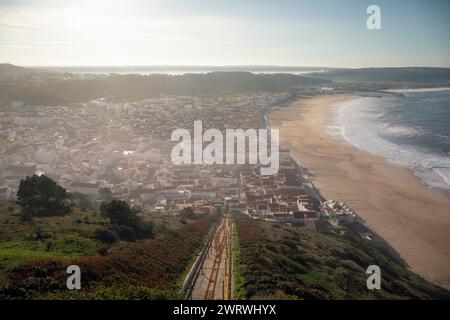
329;96;450;193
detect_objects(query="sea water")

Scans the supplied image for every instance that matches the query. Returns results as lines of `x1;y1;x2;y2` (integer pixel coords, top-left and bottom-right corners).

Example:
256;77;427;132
330;88;450;194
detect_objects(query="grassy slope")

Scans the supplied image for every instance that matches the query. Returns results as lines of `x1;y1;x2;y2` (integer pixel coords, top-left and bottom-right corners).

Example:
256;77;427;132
0;201;216;299
0;202;109;285
0;201;189;281
233;213;450;300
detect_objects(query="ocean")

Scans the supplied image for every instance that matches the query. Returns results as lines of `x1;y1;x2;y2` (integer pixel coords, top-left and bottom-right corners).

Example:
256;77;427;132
330;88;450;194
36;66;325;75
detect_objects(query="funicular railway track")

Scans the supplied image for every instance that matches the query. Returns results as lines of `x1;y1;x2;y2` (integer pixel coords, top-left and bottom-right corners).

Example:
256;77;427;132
204;216;228;299
187;214;231;300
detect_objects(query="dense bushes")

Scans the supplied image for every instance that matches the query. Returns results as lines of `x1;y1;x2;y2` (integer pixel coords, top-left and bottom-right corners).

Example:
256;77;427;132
100;200;154;239
180;207;198;220
233;213;450;300
115;225;137;242
39;285;183;300
0;260;67;299
0;214;215;299
94;228;118;244
101;200;136;226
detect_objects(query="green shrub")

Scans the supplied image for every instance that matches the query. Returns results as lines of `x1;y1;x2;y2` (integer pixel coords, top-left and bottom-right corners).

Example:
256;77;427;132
115;225;137;242
33;225;52;241
100;200;153;239
19;210;32;222
45;240;54;252
180;207;198;220
100;200;135;226
134;221;154;239
97;246;110;256
94;228;118;244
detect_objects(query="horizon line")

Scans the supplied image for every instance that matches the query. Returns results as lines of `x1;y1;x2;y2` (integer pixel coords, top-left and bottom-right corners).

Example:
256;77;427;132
3;63;450;69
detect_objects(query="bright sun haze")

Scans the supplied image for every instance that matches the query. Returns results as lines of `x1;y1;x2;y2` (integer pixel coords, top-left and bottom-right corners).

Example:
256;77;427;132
0;0;449;67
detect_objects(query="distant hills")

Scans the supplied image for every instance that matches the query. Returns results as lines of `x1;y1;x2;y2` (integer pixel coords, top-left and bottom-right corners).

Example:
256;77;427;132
0;68;330;106
38;65;330;74
308;67;450;84
0;63;40;77
2;64;450;106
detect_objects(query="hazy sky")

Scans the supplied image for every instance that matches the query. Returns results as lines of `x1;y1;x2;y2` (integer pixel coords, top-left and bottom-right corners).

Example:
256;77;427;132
1;0;449;67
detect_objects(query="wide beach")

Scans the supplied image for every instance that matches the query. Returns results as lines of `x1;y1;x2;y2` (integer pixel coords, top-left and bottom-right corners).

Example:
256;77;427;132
269;95;450;290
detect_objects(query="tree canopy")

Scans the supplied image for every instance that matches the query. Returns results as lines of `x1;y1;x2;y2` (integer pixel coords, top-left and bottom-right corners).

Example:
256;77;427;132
17;175;71;217
100;200;136;226
100;200;153;239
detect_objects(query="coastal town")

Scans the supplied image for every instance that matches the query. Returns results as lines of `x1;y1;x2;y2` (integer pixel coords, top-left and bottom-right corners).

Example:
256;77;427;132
1;0;450;304
0;91;362;234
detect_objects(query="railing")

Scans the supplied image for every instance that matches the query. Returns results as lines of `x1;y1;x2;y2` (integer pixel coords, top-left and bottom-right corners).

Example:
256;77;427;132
180;218;220;299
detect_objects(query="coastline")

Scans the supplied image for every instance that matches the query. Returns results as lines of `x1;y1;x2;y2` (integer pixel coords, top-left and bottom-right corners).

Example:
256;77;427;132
269;94;450;290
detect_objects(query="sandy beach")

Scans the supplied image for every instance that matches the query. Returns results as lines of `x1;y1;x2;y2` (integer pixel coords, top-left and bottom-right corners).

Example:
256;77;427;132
270;95;450;290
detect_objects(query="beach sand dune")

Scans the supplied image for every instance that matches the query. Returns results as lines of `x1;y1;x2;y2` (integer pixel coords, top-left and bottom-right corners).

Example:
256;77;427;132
270;95;450;290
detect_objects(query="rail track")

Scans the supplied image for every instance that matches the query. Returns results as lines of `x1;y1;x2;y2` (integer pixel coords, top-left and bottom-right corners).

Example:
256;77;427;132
186;214;232;300
204;215;228;299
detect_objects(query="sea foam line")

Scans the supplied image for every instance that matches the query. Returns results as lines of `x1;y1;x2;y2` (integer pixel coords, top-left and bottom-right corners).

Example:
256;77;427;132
328;97;450;192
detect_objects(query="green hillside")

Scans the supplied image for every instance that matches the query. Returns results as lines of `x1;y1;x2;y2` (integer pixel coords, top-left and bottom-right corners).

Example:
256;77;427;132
232;213;450;300
0;200;215;299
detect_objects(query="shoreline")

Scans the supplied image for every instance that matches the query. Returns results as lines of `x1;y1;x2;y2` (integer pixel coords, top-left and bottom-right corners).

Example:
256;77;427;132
269;94;450;290
327;96;450;199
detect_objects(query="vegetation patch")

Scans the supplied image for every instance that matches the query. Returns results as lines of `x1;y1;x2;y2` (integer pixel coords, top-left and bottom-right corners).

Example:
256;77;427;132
0;214;215;299
231;219;246;300
233;213;450;300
